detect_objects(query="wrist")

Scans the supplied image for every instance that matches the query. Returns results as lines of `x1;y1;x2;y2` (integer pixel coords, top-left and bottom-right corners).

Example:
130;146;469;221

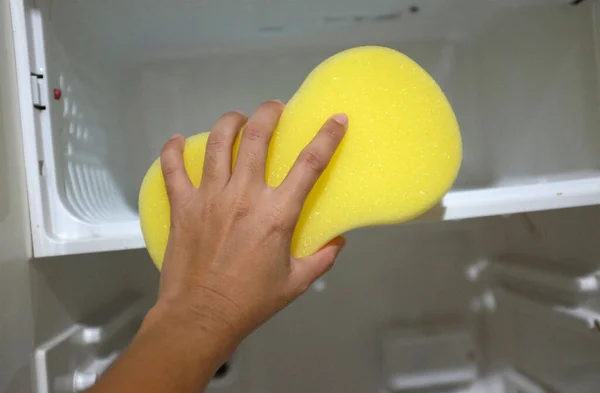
141;297;242;361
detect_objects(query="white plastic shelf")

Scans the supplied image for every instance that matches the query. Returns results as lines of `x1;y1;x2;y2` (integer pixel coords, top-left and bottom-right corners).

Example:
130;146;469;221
439;178;600;222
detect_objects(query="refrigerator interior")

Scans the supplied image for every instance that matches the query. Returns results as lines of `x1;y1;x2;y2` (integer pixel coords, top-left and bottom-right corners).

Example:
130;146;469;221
15;0;600;392
18;0;600;256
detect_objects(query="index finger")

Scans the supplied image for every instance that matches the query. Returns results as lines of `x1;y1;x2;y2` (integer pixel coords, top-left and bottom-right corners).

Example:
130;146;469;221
278;114;347;205
160;134;193;208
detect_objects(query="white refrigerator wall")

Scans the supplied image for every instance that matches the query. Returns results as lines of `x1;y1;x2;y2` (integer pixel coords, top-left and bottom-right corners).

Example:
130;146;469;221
489;208;600;392
0;1;34;389
0;4;159;392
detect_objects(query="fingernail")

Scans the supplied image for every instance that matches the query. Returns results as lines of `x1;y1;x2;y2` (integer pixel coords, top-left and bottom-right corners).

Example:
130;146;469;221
234;110;246;116
336;237;347;252
272;99;284;105
331;113;348;127
170;133;183;140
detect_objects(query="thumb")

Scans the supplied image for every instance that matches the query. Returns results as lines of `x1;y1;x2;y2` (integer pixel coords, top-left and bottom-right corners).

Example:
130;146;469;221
290;236;346;293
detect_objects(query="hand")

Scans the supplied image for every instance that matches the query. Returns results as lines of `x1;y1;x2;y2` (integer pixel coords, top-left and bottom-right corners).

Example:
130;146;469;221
149;101;348;343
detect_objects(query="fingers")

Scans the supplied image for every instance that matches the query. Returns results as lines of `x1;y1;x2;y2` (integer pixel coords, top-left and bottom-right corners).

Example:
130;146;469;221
278;114;347;207
232;101;284;183
289;237;346;294
161;134;193;208
201;111;248;189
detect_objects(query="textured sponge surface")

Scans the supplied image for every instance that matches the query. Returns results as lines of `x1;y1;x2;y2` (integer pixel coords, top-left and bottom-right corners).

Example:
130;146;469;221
139;46;462;269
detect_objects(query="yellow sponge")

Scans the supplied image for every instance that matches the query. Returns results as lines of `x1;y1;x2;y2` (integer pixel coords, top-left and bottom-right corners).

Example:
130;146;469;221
139;46;462;269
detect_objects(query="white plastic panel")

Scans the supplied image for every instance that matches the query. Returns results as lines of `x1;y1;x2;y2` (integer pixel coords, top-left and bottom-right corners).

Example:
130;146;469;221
55;59;135;224
35;296;147;393
469;253;600;327
487;255;600;309
502;369;553;393
43;0;506;64
9;0;144;257
382;324;477;391
495;290;600;393
467;252;600;393
9;0;600;256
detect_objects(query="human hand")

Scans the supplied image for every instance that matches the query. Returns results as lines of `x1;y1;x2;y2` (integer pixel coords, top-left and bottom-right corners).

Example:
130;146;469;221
149;101;347;343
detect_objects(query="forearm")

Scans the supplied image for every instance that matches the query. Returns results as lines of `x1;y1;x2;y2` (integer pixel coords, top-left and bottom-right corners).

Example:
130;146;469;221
88;303;240;393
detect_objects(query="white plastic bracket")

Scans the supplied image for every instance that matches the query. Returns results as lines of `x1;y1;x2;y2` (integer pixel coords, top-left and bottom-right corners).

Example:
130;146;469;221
29;71;46;110
35;297;148;393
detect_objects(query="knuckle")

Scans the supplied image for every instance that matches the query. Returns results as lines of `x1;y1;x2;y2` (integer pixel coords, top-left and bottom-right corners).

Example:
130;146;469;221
243;124;266;142
161;159;179;180
268;204;292;233
231;196;252;218
202;198;217;215
202;153;218;175
206;133;226;153
160;142;183;179
243;151;259;172
298;149;326;173
162;163;177;178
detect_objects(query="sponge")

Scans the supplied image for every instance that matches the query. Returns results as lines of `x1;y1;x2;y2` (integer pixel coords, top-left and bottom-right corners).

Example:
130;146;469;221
139;46;462;269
